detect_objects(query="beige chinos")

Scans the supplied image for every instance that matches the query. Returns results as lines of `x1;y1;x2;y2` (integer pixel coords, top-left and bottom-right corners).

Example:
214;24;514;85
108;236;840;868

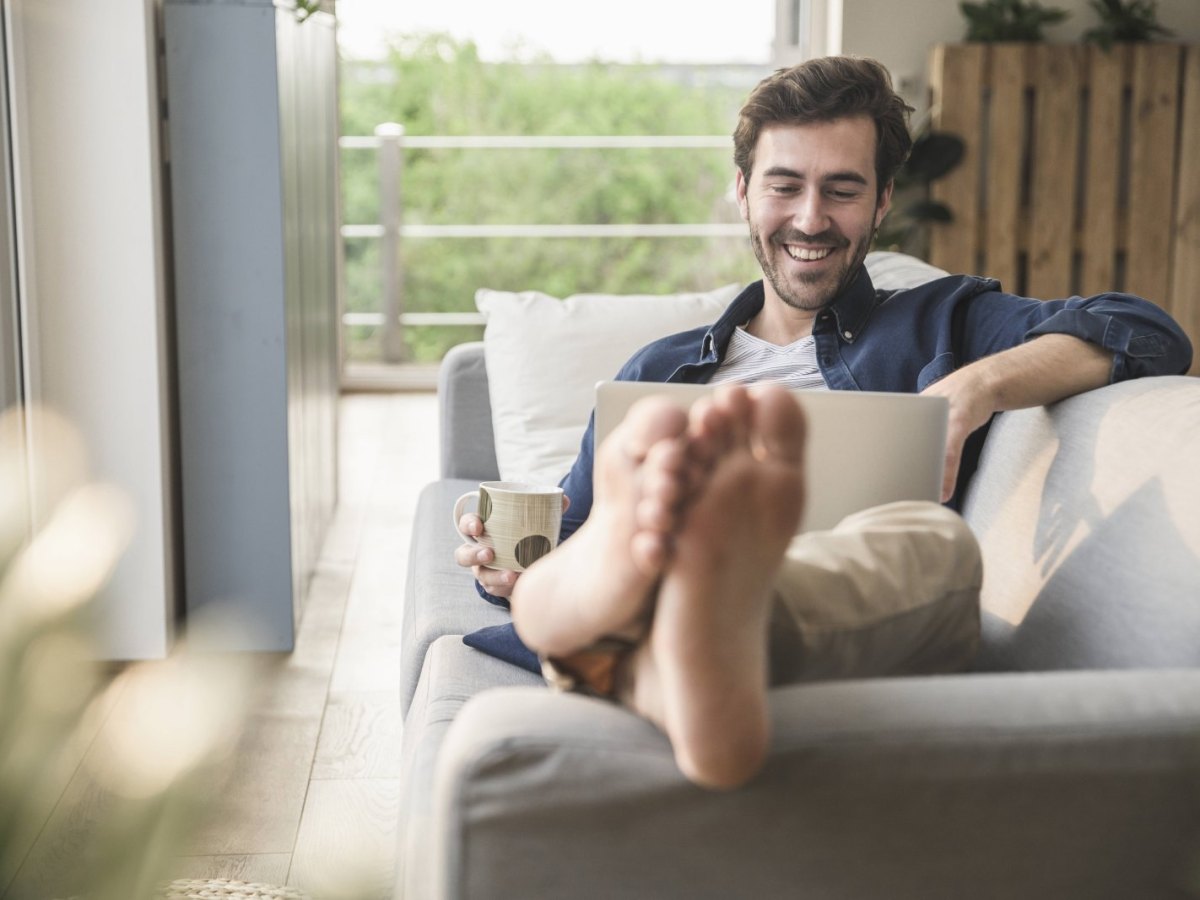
766;500;982;685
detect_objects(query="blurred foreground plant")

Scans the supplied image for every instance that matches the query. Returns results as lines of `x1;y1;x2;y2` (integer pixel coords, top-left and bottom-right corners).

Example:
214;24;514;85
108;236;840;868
0;407;254;900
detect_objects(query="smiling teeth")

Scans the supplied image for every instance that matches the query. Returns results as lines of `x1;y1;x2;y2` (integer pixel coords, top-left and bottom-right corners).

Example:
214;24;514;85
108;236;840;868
787;246;833;261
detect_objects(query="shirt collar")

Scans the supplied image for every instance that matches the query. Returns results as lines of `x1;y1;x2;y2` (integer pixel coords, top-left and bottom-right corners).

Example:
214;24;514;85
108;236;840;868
826;264;877;344
703;282;764;358
702;265;879;356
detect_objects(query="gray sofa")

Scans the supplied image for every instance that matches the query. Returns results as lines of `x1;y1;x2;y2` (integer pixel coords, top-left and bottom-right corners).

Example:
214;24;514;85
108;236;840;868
396;345;1200;899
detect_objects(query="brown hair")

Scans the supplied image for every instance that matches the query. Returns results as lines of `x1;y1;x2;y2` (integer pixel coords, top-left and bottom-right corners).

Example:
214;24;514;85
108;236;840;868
733;56;914;197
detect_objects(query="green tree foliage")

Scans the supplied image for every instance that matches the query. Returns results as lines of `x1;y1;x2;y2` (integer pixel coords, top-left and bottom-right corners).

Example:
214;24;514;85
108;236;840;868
339;34;762;362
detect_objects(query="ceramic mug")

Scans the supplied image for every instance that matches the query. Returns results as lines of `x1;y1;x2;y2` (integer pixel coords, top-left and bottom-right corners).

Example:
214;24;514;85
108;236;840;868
453;481;564;572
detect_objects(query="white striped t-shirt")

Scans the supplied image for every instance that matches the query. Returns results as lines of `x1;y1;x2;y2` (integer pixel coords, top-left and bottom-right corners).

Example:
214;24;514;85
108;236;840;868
708;326;829;390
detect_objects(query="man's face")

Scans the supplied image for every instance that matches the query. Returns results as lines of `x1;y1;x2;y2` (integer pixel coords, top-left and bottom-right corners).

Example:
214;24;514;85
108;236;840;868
736;117;892;314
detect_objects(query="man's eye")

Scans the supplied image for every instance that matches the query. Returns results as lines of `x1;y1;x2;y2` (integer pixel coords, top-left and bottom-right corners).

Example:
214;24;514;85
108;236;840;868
830;189;859;199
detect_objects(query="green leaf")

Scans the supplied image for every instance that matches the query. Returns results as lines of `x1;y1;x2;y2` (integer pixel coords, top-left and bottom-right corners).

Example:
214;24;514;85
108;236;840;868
904;200;955;223
905;132;966;182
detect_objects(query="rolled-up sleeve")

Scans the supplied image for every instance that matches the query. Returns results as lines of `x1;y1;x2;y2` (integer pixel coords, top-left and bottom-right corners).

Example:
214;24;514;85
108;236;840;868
965;290;1193;381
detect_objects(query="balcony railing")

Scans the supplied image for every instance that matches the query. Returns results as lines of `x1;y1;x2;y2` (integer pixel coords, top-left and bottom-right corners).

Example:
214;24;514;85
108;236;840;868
339;125;744;363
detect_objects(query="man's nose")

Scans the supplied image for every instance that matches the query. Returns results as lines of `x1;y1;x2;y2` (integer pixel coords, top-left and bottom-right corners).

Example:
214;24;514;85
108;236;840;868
793;191;830;237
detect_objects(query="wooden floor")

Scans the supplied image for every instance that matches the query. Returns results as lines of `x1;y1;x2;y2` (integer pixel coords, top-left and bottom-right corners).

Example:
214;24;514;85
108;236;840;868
2;391;438;900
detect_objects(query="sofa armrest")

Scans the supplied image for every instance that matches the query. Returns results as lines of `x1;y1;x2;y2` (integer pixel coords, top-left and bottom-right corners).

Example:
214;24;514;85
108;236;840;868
431;670;1200;900
439;342;500;481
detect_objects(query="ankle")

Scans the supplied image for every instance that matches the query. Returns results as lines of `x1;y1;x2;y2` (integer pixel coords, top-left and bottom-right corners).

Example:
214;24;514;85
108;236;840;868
673;720;769;790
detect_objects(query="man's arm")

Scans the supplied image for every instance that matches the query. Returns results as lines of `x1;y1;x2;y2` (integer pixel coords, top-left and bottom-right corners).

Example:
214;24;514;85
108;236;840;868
922;333;1111;502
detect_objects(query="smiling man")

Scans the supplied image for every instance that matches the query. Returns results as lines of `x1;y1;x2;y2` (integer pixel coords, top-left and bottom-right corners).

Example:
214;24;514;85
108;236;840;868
740;118;885;321
455;56;1193;790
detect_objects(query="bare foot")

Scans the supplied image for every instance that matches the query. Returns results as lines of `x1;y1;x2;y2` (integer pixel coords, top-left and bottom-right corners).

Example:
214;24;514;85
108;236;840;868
648;384;807;789
511;395;693;658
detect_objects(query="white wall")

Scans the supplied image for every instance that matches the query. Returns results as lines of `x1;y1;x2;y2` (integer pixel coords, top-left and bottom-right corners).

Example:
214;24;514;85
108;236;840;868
840;0;1200;117
8;0;175;659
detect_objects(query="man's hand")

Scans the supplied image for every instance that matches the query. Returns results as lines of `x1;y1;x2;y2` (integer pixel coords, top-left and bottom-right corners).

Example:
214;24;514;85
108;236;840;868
453;494;570;600
920;366;996;502
454;511;520;598
920;335;1112;502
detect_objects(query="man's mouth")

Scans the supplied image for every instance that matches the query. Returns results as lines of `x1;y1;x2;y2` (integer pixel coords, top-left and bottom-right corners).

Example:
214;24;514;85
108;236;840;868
784;244;835;262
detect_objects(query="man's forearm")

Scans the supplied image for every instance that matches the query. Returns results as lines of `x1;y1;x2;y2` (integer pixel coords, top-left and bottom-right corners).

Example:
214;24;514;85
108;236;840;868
967;333;1112;413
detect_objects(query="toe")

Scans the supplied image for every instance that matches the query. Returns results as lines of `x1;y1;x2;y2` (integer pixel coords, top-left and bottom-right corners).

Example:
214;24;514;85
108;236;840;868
688;395;734;463
750;386;806;464
713;383;753;421
621;397;688;459
630;531;669;576
638;471;684;524
636;495;671;531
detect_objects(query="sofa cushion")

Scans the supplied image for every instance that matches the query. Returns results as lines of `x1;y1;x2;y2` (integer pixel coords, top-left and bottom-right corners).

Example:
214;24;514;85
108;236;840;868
476;282;741;487
438;342;501;481
397;636;542;900
964;376;1200;671
428;671;1200;900
402;480;522;717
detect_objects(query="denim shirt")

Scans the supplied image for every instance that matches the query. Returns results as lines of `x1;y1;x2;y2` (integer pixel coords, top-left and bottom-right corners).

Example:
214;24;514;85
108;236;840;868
466;266;1192;667
556;266;1191;538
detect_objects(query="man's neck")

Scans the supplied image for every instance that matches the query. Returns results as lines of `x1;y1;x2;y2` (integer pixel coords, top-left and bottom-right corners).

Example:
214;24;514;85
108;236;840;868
744;293;820;345
745;266;869;346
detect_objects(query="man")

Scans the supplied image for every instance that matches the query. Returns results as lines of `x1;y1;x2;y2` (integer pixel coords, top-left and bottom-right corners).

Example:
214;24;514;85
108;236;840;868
454;56;1192;790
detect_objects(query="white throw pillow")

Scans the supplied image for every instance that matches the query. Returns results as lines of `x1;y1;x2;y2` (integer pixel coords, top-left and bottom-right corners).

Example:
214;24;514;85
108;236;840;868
477;252;950;488
865;251;950;289
477;284;741;486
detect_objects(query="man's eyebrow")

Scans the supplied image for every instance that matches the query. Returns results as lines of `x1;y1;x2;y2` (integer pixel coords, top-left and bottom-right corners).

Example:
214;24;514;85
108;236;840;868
761;166;804;179
823;171;870;186
760;166;869;186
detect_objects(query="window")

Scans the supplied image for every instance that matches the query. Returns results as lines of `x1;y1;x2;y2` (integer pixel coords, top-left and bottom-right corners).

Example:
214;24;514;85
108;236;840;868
773;0;840;66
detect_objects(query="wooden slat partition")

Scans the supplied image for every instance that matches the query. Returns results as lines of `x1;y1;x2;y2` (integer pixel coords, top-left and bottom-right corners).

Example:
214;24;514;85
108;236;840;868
1126;44;1181;306
929;44;986;275
982;44;1027;292
929;42;1200;375
1080;44;1126;296
1172;47;1200;369
1028;45;1082;299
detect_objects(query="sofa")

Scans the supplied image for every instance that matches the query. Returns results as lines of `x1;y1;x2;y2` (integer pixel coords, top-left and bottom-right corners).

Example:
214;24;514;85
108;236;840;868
395;254;1200;899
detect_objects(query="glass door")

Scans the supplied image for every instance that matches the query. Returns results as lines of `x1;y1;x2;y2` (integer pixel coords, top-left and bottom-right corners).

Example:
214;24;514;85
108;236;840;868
0;3;21;413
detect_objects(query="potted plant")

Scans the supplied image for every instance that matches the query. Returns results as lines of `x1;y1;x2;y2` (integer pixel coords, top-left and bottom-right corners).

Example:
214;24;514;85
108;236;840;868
1083;0;1174;49
876;129;966;259
959;0;1069;41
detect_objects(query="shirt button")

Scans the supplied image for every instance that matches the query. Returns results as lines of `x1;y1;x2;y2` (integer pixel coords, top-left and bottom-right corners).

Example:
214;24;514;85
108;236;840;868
842;330;853;340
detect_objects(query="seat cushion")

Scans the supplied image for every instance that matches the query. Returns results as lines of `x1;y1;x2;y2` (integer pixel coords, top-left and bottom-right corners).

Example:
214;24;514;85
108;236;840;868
396;635;543;900
402;480;519;717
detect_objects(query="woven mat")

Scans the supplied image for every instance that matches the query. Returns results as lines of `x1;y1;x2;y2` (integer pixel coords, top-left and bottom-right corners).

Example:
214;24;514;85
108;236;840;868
161;880;313;900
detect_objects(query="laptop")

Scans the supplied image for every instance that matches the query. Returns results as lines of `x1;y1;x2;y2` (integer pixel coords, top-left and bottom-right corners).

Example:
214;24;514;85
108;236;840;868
594;381;948;532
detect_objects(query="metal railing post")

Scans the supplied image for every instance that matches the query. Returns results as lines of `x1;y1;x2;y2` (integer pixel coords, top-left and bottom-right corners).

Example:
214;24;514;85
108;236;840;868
376;122;405;362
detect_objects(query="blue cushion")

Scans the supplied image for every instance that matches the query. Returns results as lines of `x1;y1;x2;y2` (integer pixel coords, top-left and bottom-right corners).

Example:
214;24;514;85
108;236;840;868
462;622;541;674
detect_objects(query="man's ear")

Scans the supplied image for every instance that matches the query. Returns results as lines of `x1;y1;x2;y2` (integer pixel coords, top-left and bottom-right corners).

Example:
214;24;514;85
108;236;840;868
735;169;750;222
875;179;894;228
